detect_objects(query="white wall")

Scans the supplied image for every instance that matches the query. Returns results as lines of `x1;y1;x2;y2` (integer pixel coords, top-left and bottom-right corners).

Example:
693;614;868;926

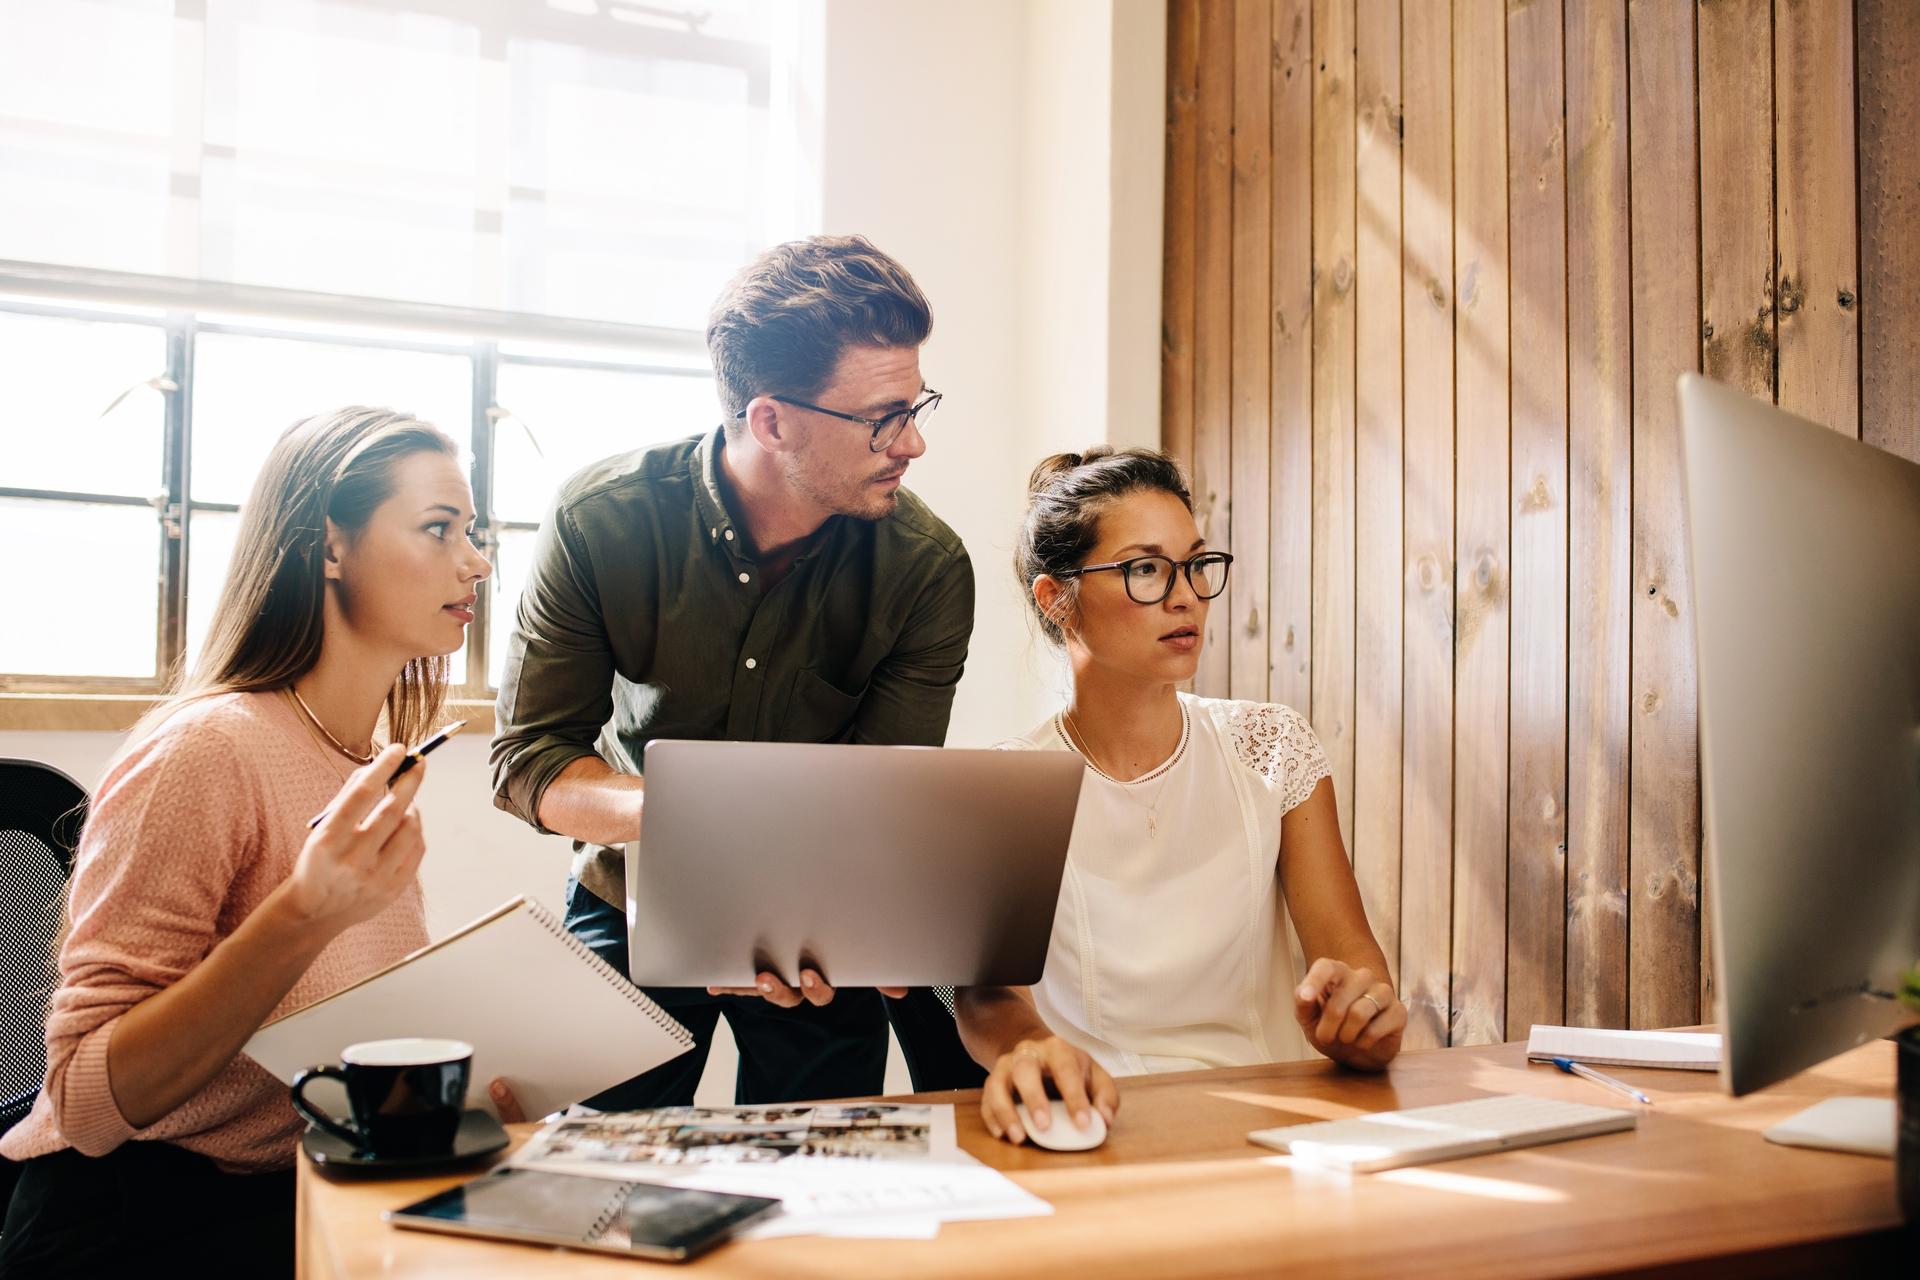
0;0;1166;1105
815;0;1166;745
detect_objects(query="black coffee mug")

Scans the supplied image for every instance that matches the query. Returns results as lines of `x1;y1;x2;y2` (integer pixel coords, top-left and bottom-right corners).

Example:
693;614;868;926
291;1037;472;1158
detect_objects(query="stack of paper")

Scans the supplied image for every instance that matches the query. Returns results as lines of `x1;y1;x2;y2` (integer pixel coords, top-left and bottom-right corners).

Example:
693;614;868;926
508;1104;1049;1240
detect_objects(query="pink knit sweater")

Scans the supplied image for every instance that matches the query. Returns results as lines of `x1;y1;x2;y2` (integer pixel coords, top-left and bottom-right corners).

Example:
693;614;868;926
0;691;429;1174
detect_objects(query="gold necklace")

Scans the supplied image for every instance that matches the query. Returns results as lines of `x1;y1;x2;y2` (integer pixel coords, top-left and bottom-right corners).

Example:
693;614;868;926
287;686;377;765
1055;703;1190;839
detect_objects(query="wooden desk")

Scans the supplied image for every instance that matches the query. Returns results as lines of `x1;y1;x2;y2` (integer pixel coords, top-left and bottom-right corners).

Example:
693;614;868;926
298;1035;1912;1278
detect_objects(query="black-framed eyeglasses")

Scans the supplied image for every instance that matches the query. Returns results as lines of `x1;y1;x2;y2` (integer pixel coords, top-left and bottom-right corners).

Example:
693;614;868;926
1056;551;1234;605
733;387;943;452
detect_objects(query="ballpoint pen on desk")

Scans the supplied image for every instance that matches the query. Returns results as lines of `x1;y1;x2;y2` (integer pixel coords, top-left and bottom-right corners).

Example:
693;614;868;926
1551;1056;1654;1105
306;720;468;829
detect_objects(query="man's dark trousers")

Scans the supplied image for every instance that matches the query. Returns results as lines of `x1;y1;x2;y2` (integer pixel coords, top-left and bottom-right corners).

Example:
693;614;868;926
564;881;985;1107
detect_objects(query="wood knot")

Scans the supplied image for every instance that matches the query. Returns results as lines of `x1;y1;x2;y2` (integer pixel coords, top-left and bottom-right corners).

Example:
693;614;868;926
1520;473;1554;513
1641;690;1662;715
1332;258;1353;294
1427;278;1448;310
1702;319;1715;340
1460;261;1481;308
1837;287;1856;310
1778;275;1803;316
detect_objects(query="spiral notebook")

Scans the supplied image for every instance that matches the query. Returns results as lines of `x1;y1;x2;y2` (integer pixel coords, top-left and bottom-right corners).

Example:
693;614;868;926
245;896;694;1120
1525;1025;1722;1071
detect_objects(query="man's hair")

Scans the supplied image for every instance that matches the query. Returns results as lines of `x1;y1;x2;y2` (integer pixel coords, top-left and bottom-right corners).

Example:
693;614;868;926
707;235;933;426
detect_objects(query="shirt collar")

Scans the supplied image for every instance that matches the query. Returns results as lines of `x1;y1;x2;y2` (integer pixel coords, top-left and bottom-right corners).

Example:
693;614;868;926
692;425;847;566
693;425;742;554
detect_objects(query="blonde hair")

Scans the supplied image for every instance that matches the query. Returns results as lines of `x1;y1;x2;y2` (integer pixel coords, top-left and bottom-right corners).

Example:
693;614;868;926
126;406;459;755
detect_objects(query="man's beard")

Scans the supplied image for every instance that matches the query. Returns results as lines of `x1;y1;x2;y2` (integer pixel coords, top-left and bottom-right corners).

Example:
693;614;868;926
786;454;900;521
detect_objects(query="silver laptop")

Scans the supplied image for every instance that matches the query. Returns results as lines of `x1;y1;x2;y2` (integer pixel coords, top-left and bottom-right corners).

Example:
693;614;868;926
625;740;1086;988
1678;372;1920;1096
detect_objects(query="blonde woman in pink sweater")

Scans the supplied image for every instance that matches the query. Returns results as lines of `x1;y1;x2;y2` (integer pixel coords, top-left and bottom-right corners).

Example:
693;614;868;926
0;407;492;1276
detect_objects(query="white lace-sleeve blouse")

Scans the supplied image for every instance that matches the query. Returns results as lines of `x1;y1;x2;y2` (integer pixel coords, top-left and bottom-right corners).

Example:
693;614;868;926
1000;692;1333;1076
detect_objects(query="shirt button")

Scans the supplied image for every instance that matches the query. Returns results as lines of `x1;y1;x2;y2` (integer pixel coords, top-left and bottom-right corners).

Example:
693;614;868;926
710;527;717;539
738;572;750;584
724;529;735;542
744;658;758;670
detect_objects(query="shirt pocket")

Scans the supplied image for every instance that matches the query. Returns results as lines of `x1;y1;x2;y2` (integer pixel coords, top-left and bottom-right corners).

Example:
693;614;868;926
784;668;867;742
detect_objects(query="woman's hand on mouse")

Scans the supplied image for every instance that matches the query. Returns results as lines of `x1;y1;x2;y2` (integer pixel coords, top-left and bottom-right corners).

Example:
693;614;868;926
980;1035;1117;1145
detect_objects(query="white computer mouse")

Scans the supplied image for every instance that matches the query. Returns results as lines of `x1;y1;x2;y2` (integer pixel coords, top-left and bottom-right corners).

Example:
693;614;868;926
1016;1099;1108;1151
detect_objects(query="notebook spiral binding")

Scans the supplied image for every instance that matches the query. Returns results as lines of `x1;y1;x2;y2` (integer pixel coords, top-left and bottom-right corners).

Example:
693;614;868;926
525;900;695;1048
586;1181;641;1242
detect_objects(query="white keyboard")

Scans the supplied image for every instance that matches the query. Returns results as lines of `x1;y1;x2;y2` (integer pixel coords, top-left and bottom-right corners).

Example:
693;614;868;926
1247;1093;1637;1173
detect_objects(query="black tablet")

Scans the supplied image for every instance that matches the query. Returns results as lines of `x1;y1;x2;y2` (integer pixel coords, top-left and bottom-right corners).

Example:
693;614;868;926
386;1167;782;1262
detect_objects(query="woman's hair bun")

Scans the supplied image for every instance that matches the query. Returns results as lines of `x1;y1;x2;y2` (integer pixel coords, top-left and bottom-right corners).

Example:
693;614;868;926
1026;444;1124;495
1027;452;1082;494
1013;444;1196;644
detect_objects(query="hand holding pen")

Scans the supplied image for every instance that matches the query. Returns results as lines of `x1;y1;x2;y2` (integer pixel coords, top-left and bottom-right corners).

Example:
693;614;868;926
1551;1056;1654;1105
277;744;431;934
306;721;466;829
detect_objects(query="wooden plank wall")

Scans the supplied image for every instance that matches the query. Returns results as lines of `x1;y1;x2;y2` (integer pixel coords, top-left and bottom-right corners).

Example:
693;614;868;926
1161;0;1920;1044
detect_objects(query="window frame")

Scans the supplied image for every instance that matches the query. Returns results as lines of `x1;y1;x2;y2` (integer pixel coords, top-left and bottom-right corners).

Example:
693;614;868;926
0;264;714;709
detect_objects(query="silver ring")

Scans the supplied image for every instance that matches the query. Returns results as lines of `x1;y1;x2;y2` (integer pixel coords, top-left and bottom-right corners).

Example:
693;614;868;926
1355;993;1384;1017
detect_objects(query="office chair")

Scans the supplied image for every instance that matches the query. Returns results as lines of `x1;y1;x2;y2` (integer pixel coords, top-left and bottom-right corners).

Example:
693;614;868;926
0;759;87;1214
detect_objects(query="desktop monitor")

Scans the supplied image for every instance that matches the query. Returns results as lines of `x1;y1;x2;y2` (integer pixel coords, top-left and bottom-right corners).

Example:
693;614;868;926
1678;372;1920;1098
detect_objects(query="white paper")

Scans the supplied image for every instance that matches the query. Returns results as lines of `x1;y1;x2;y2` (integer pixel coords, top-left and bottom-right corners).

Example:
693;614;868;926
507;1105;1050;1241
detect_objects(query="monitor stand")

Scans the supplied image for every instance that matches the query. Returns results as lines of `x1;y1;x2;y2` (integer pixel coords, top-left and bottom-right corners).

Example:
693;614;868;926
1761;1097;1896;1158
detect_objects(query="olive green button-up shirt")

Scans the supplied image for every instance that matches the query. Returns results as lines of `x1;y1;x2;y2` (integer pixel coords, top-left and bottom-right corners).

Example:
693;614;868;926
490;427;975;908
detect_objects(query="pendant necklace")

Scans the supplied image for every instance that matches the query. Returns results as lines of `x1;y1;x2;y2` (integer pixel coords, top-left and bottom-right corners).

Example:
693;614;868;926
1054;702;1190;839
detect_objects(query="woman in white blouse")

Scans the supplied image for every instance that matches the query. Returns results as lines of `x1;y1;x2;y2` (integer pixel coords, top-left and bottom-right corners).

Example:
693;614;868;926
956;447;1407;1145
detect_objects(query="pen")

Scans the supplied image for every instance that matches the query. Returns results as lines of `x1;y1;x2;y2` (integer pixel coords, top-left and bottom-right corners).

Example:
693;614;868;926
306;720;467;829
1551;1056;1653;1105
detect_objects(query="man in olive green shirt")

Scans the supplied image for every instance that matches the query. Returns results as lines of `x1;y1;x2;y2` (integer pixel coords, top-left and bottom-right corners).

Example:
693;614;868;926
490;235;981;1106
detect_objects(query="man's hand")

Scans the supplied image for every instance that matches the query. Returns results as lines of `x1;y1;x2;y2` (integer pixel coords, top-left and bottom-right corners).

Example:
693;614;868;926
707;970;909;1007
488;1078;528;1124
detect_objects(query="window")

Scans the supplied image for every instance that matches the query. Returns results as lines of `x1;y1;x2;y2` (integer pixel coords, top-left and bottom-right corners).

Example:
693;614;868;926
0;0;810;704
1;0;803;322
0;301;716;697
0;306;173;682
